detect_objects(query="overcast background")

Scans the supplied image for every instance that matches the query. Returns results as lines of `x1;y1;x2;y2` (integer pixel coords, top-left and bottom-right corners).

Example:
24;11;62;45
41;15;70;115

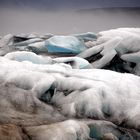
0;0;140;35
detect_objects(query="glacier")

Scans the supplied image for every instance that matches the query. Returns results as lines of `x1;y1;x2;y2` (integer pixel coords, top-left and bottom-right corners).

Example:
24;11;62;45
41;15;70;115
0;28;140;140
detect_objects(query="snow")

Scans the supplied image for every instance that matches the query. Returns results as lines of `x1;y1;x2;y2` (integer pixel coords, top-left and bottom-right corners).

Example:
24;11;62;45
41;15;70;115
0;56;140;129
78;28;140;75
4;51;91;69
0;34;13;48
1;28;140;139
25;120;90;140
4;51;52;64
53;56;92;69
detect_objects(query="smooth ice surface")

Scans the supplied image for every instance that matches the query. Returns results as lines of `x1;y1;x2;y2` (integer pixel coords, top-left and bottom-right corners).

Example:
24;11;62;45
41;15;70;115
45;35;86;54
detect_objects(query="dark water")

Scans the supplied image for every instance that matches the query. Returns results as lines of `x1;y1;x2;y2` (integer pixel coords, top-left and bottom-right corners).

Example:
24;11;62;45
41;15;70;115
0;7;140;35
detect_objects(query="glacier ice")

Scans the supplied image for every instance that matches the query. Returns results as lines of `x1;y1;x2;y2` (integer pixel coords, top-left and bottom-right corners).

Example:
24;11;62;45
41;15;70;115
53;56;92;69
0;57;140;130
0;28;140;140
25;120;90;140
0;34;13;48
72;32;97;42
14;38;43;47
4;51;52;64
45;35;86;54
78;28;140;75
27;41;48;54
4;51;91;69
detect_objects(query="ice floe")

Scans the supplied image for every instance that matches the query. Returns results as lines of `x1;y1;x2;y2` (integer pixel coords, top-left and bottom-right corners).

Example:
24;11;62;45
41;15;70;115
45;35;86;54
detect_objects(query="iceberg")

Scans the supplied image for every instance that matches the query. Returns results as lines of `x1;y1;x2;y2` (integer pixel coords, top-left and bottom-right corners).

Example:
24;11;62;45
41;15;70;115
45;36;86;54
13;36;29;43
53;56;92;69
4;51;52;64
4;51;91;69
1;57;140;130
14;38;43;47
27;41;48;54
72;32;97;42
1;28;140;140
0;34;13;48
77;28;140;75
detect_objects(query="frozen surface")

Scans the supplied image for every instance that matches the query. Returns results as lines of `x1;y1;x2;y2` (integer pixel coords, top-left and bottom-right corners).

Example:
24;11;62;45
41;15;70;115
45;35;86;54
78;28;140;75
0;28;140;140
0;57;140;129
4;51;52;64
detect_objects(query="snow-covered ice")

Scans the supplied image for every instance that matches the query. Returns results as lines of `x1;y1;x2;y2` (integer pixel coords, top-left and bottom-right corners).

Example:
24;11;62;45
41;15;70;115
0;28;140;140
